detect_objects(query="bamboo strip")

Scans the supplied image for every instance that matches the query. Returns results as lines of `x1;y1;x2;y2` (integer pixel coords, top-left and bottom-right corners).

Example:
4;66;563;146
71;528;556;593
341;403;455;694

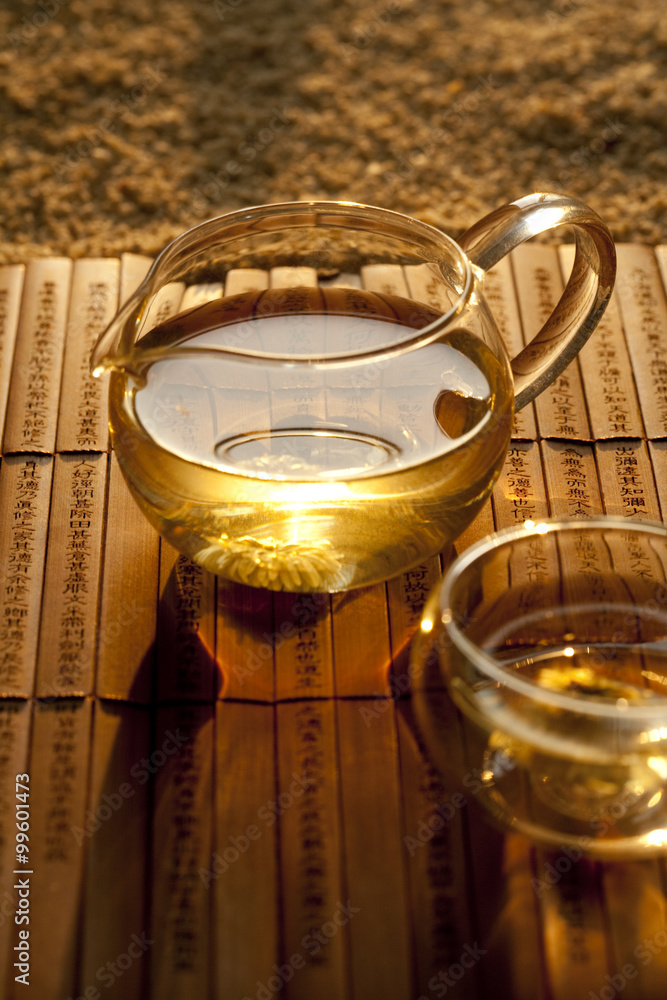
2;258;73;454
336;699;412;999
270;266;318;288
386;559;442;678
655;245;667;300
540;440;603;517
486;254;537;440
454;497;495;555
467;833;548;1000
603;512;667;622
321;273;362;289
492;441;557;628
363;263;442;456
0;455;53;697
263;266;326;457
595;440;661;521
492;439;549;528
274;592;334;701
0;265;25;452
600;859;667;1000
395;704;478;999
15;698;92;1000
655;246;667;288
150;704;214;999
156;543;217;702
213;701;279;998
216;581;275;702
179;282;223;311
360;264;409;297
36;453;107;698
614;244;667;439
119;253;153;303
224;268;269;295
402;261;460;314
559;245;644;440
534;851;611;1000
56;258;120;452
79;700;151;1000
137;281;186;339
275;699;349;1000
331;583;392;698
648;441;667;520
510;244;591;440
95;453;159;703
0;701;31;995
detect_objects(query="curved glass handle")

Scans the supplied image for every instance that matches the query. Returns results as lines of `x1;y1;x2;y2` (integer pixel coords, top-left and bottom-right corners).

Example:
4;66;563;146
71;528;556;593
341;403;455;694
458;192;616;411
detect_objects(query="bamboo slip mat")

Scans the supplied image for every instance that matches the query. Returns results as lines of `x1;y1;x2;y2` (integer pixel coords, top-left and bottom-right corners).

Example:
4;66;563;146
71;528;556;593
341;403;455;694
1;240;667;1000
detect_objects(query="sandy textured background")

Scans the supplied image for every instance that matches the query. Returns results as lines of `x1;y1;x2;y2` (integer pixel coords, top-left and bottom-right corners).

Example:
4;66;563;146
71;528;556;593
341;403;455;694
0;0;665;263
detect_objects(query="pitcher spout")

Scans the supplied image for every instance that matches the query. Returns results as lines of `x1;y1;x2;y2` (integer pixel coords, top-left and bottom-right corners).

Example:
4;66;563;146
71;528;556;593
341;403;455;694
89;286;148;378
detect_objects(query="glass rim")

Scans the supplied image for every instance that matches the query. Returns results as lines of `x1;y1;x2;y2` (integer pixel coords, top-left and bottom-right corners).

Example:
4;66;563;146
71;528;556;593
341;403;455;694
438;515;667;720
138;199;476;366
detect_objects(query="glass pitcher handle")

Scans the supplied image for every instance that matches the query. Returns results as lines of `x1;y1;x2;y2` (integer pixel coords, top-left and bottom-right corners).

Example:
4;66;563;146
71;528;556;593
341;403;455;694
458;192;616;411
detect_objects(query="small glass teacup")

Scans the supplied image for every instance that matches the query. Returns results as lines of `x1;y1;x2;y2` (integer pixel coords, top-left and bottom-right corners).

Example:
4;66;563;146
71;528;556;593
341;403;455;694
412;517;667;858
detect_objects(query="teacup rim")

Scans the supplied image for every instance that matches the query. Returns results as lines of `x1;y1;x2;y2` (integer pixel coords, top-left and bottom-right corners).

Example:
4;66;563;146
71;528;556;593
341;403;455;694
437;515;667;721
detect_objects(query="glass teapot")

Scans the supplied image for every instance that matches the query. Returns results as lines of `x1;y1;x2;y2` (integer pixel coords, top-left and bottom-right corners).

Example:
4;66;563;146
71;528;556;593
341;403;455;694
91;193;616;592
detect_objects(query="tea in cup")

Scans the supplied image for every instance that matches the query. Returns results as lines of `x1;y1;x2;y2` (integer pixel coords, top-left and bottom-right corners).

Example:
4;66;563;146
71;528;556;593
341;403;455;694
411;517;667;858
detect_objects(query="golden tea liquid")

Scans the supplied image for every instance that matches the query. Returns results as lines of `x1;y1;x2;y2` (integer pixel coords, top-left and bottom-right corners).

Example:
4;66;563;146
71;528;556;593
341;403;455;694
466;644;667;843
109;286;513;591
